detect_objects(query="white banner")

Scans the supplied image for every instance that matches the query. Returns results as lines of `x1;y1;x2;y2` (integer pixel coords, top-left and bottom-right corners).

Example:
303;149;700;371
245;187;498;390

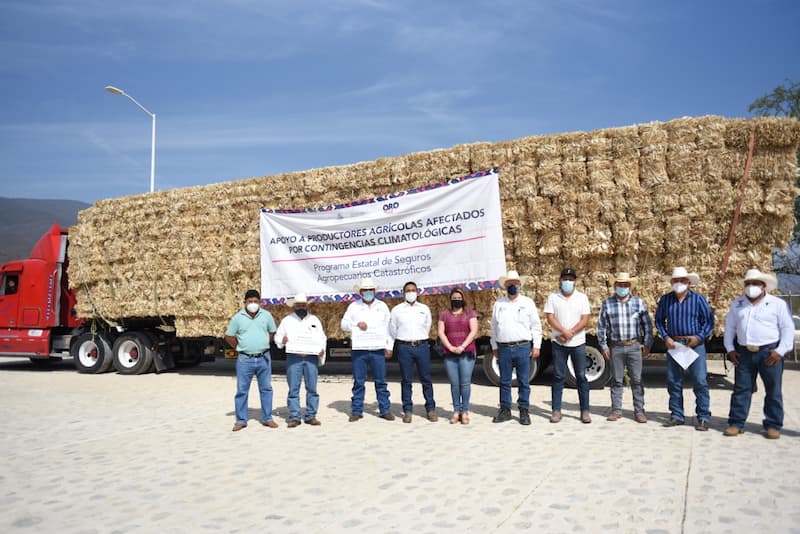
259;170;505;303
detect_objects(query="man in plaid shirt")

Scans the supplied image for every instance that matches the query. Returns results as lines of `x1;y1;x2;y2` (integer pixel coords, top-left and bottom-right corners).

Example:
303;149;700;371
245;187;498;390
598;272;654;423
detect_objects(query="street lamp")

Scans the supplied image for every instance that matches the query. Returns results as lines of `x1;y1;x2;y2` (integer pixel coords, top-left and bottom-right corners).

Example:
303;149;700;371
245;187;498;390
105;85;156;193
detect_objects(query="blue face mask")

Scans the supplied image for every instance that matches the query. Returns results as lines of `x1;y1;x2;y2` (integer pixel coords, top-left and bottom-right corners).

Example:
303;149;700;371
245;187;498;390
561;280;575;293
362;291;375;302
615;286;630;298
295;308;308;318
506;285;519;296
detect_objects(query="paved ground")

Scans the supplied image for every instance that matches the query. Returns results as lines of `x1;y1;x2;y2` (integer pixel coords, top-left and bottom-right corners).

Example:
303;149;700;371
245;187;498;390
0;356;798;534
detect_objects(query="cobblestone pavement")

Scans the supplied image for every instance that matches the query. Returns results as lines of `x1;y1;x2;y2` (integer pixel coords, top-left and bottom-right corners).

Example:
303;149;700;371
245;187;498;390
0;357;798;533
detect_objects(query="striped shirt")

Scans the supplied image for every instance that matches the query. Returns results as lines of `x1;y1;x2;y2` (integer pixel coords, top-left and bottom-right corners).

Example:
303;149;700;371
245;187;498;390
654;290;714;342
597;295;654;351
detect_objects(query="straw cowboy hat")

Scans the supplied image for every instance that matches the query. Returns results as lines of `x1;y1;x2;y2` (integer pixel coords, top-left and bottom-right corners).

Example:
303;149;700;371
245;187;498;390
613;272;637;285
499;270;526;287
288;292;308;305
667;267;700;286
742;268;777;292
353;277;378;292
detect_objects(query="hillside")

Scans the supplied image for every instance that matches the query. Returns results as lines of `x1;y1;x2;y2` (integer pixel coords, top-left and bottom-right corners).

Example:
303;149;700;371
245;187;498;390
0;197;90;263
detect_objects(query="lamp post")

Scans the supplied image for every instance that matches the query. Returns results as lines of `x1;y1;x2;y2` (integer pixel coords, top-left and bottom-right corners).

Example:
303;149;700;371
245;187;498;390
105;85;156;193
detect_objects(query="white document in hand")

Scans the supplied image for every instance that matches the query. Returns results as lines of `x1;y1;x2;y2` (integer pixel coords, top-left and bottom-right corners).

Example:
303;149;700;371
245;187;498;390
668;342;700;370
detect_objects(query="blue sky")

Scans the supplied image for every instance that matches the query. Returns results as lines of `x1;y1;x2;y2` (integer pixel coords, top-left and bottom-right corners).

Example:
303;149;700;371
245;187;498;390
1;0;798;203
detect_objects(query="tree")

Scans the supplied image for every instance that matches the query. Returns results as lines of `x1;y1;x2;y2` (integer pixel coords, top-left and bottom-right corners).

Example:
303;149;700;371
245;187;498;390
752;79;800;281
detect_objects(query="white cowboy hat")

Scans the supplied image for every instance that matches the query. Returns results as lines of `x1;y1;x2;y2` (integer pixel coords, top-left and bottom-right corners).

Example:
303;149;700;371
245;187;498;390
742;268;777;293
498;270;526;287
353;277;378;292
613;272;637;285
667;266;700;286
289;292;308;305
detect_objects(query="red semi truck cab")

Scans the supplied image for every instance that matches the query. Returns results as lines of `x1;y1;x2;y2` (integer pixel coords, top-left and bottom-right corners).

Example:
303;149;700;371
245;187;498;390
0;224;82;359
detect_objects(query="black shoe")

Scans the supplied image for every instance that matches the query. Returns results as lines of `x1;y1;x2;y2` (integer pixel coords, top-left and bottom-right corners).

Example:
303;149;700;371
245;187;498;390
519;409;531;425
694;420;709;431
663;418;685;427
492;407;512;423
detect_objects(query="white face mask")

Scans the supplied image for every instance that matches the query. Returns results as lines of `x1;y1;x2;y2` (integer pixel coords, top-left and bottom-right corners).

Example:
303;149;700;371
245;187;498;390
745;284;763;299
246;302;260;314
672;283;688;294
405;291;418;303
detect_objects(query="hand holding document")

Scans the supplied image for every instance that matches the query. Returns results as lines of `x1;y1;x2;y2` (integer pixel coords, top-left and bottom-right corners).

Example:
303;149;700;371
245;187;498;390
668;342;700;370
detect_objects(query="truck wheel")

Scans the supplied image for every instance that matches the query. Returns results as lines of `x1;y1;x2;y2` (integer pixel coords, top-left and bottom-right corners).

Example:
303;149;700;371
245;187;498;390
112;333;155;375
71;332;114;374
482;349;539;387
566;345;611;389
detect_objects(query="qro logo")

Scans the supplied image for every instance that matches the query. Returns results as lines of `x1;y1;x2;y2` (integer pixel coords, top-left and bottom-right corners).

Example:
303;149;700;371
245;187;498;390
383;201;400;212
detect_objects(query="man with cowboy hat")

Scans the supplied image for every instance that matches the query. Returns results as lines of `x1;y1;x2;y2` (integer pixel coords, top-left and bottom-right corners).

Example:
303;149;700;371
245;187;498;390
489;269;542;425
275;293;327;427
598;272;654;423
341;277;395;422
655;266;714;430
723;268;793;439
544;267;592;424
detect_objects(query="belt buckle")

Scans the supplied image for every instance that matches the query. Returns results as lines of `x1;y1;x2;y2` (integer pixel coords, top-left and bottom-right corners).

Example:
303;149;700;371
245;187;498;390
745;344;760;352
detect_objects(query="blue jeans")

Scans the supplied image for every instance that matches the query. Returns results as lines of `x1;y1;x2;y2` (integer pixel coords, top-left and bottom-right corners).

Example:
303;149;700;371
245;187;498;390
551;342;590;412
728;343;783;431
498;342;532;410
286;354;319;421
396;342;435;413
443;353;475;412
666;344;710;422
234;352;273;425
351;349;391;415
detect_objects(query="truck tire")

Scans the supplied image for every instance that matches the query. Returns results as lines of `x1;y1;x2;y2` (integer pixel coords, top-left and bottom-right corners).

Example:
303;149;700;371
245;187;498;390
71;332;114;374
482;349;539;387
565;345;611;389
112;332;155;375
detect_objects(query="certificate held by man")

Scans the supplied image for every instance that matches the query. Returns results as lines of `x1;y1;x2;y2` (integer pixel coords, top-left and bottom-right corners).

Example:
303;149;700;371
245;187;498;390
286;322;326;356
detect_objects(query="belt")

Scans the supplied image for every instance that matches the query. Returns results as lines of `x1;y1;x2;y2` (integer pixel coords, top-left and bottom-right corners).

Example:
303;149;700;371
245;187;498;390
739;342;779;353
673;336;696;344
242;351;268;357
610;338;640;347
497;340;531;347
396;339;427;346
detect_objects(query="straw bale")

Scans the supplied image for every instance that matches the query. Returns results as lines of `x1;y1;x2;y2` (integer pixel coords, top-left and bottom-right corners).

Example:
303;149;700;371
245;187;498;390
69;115;800;339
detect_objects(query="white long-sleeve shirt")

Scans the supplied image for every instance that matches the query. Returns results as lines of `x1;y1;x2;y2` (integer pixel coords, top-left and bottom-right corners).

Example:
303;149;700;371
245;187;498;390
388;301;432;344
341;299;392;351
490;294;543;350
724;294;794;356
275;312;327;355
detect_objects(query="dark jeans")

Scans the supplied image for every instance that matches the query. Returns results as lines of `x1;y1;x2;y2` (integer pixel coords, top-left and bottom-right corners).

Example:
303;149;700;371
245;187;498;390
350;349;391;416
666;344;710;422
551;342;590;412
396;342;435;413
498;342;532;410
728;343;783;430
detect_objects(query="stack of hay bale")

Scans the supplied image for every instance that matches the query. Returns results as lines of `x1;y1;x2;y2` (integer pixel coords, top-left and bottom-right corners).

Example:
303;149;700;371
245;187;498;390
69;115;800;340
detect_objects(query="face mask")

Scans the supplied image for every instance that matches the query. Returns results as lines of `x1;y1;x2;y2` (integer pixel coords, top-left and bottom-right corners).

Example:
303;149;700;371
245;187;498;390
561;280;575;293
507;285;519;296
362;291;375;302
615;286;630;298
451;299;465;309
745;285;763;299
295;308;308;318
672;283;688;294
405;291;417;303
246;302;260;314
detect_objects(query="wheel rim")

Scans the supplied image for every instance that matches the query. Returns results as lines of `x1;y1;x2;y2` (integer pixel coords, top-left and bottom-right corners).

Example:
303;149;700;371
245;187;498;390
117;340;141;369
78;340;99;368
567;348;606;382
490;355;531;381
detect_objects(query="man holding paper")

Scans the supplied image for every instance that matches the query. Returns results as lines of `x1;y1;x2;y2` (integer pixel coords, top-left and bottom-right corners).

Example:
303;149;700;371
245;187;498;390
276;293;327;427
654;267;714;431
723;269;793;439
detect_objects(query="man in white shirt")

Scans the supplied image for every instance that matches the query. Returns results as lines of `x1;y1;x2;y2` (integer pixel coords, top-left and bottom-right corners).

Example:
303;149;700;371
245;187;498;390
275;293;327;427
544;268;592;424
341;278;395;422
723;269;794;439
490;270;543;425
389;281;436;423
